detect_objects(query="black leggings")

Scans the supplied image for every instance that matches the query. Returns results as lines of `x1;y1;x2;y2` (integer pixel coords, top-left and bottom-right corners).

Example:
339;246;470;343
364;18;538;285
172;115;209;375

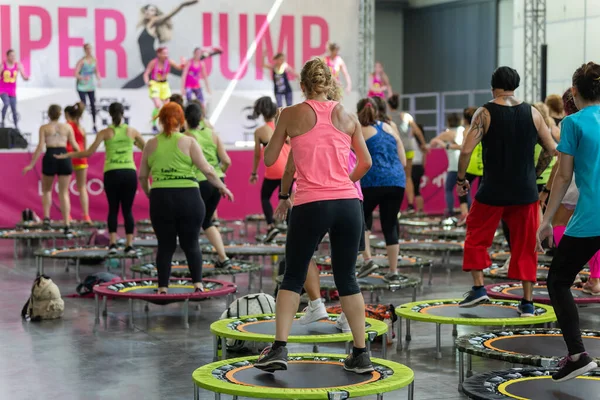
261;178;281;225
104;169;137;234
458;173;480;206
150;188;206;287
78;91;96;126
547;234;600;355
281;199;362;296
200;180;222;230
411;164;425;197
363;186;405;246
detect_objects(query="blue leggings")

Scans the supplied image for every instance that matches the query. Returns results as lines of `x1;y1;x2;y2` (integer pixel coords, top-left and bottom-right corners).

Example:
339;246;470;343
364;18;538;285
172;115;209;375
0;93;17;127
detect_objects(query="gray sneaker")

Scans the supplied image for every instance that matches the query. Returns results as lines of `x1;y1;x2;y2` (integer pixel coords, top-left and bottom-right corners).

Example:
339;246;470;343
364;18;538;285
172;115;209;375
343;352;374;374
384;272;400;283
357;260;379;278
254;345;288;372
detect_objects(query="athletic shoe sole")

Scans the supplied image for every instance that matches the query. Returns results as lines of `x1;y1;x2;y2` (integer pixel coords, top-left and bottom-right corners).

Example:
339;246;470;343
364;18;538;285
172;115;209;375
254;360;288;372
298;309;328;325
264;229;280;243
553;361;598;382
357;264;379;278
343;365;375;374
458;296;490;308
336;321;351;333
582;287;600;295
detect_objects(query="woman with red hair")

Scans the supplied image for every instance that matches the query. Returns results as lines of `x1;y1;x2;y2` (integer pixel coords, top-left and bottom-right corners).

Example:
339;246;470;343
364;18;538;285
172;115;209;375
138;102;233;294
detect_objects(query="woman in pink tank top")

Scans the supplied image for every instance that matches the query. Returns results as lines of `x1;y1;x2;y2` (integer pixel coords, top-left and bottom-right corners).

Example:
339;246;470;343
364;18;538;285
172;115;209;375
249;96;292;240
367;62;392;98
254;57;374;375
0;49;29;129
181;47;217;106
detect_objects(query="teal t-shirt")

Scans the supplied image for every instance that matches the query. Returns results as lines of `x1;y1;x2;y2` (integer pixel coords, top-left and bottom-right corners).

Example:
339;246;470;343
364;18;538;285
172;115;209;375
557;105;600;237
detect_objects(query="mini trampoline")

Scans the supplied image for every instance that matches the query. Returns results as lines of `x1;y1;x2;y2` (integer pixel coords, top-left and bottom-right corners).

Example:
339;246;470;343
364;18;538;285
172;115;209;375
137;225;234;241
136;219;152;227
130;260;262;290
491;251;553;266
486;282;600;305
461;367;600;400
117;236;211;249
204;243;286;257
93;278;237;329
0;229;92;258
35;246;153;282
398;216;445;228
211;314;389;360
243;214;287;237
193;353;415;400
455;328;600;384
276;271;421;303
406;227;505;247
372;239;464;264
394;299;556;358
483;264;589;281
16;220;106;230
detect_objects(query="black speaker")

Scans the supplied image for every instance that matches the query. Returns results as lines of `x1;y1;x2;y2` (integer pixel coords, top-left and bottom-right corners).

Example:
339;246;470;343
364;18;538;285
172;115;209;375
0;128;28;149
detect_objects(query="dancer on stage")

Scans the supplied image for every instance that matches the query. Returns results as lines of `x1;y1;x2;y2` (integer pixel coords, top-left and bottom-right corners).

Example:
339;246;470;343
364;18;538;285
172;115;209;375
456;67;556;315
56;103;145;254
74;44;101;133
324;43;352;94
64;102;90;223
249;96;292;241
22;105;79;233
538;62;600;381
123;0;199;89
263;53;298;107
184;102;233;268
254;57;372;374
367;62;392;98
143;47;183;133
0;49;29;129
182;47;222;106
138;102;233;294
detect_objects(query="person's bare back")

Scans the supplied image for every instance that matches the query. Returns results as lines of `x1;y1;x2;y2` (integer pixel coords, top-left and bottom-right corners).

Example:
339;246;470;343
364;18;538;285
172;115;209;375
41;122;73;148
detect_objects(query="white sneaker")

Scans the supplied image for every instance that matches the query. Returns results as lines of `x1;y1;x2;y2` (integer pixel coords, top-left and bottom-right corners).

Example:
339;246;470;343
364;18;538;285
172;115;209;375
495;256;510;274
298;300;328;325
335;312;351;333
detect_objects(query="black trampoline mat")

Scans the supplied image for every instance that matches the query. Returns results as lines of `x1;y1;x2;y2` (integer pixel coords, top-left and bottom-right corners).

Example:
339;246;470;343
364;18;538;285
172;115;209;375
502;376;600;399
2;231;85;238
121;286;199;294
319;274;386;287
423;304;517;318
53;249;109;257
238;320;343;336
503;286;589;299
133;239;158;246
229;362;377;388
487;335;600;358
398;242;463;251
222;246;284;255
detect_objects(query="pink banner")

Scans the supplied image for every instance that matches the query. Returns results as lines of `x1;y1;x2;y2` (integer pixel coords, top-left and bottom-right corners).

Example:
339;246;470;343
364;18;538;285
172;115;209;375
0;149;453;229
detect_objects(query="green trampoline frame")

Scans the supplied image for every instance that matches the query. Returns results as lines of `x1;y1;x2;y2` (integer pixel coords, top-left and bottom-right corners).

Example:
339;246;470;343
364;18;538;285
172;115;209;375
193;353;415;400
394;299;556;359
211;313;389;361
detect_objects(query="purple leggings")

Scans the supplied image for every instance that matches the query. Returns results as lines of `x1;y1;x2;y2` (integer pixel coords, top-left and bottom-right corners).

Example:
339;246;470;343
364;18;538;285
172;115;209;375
186;87;204;104
554;225;600;278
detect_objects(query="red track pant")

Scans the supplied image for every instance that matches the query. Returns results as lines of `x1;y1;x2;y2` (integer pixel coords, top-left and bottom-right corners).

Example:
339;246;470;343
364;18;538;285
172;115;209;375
463;200;539;282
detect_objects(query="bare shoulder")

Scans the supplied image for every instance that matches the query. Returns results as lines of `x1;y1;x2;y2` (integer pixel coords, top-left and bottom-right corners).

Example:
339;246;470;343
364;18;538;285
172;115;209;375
332;102;357;135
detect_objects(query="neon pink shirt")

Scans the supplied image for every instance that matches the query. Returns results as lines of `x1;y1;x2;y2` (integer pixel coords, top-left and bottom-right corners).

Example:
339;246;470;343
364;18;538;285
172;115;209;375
0;61;18;97
367;74;385;98
185;60;202;89
291;100;358;206
151;59;170;82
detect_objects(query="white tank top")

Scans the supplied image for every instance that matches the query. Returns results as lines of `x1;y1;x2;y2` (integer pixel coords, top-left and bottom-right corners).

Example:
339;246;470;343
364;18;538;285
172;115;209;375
446;127;463;172
411;137;423;165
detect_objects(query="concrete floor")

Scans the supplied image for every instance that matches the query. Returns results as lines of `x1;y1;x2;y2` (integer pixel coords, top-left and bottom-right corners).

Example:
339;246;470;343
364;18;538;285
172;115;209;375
1;233;599;400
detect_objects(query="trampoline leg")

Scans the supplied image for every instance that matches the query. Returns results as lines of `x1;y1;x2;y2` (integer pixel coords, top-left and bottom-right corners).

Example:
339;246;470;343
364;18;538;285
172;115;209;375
345;342;351;354
94;293;100;323
458;351;464;384
128;299;134;329
406;319;412;342
412;286;417;302
259;268;264;293
213;335;220;361
377;394;384;400
397;316;403;351
247;271;252;291
52;238;57;249
382;333;388;358
75;259;81;283
419;266;424;284
467;353;473;377
221;336;228;360
214;393;220;400
370;291;375;303
232;275;236;284
194;385;199;400
435;323;442;359
65;260;70;273
13;240;18;259
36;257;41;276
183;299;190;329
429;264;433;285
313;344;319;353
102;296;107;316
408;381;414;400
366;340;371;356
452;325;458;337
121;260;126;279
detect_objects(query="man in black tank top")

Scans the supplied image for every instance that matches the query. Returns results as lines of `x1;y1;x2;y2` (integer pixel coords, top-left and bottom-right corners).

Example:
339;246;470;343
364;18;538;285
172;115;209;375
454;67;557;315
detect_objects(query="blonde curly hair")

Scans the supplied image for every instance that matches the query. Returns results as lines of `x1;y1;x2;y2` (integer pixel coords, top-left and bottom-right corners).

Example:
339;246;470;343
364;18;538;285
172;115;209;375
300;57;340;100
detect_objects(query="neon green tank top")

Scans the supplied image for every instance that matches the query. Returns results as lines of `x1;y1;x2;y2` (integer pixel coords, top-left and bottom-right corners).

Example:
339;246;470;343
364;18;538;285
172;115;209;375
466;143;483;176
188;122;224;181
149;132;198;189
104;124;136;172
534;144;556;185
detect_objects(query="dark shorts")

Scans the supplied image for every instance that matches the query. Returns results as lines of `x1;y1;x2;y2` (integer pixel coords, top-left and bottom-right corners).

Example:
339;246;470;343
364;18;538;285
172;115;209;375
42;148;73;176
315;201;366;252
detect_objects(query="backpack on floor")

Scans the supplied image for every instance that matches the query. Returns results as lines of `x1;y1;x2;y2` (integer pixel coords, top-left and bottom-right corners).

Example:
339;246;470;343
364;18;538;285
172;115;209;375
21;275;64;321
76;272;121;297
220;293;276;352
326;303;397;343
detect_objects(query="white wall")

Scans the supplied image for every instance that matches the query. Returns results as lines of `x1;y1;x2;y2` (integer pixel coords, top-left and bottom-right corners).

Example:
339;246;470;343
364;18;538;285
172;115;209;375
511;0;599;97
